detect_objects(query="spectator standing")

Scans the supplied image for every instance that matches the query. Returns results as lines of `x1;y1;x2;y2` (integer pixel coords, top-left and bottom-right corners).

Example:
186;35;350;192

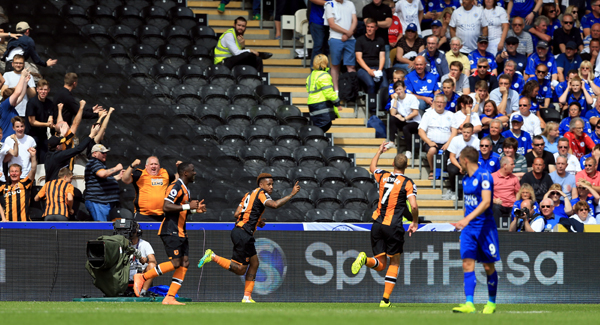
550;155;576;200
492;156;520;224
214;17;271;73
447;123;480;197
418;35;449;80
520;157;554;202
507;0;543;27
541;121;560;153
393;23;424;71
217;0;262;20
495;36;527;73
501;137;528;178
121;157;178;222
3;116;36;178
305;54;341;132
405;56;440;110
1;55;35;117
34;167;74;220
84;144;123;222
25;79;53;163
394;0;423;36
325;0;358;91
502;115;532;155
468;36;498;76
0;148;37;221
1;22;57;72
482;0;509;57
479;137;502;173
0;69;30;141
356;18;388;105
362;0;393;67
449;0;488;54
446;37;471;77
388;80;421;157
441;61;470;95
524;41;558;81
582;0;600;37
506;17;534;57
309;0;330;66
468;58;499;93
525;135;556;173
490;74;519;115
387;0;402;50
510;97;543;137
418;94;456;180
52;73;101;125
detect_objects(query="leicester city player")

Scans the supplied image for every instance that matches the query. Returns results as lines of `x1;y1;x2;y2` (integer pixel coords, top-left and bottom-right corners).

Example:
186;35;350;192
453;146;500;314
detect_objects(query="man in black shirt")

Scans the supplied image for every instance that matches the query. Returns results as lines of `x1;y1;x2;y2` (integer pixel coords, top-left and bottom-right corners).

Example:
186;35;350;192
26;79;54;163
52;72;103;124
362;0;392;67
552;13;584;55
355;18;387;109
45;124;99;182
520;157;554;203
525;135;556;173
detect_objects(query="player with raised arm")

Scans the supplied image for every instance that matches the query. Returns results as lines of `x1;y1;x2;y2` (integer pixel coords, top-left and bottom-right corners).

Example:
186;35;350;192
351;141;419;308
452;146;499;314
198;173;300;303
132;162;206;305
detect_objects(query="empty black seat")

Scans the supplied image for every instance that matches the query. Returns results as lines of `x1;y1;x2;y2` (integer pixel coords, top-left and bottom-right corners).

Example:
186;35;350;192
344;167;376;192
115;5;144;29
141;5;170;29
315;166;346;190
158;44;186;69
288;167;319;189
191;26;217;50
367;187;379;208
81;24;112;47
333;209;363;222
89;5;117;28
274;209;305;222
248;105;278;128
185;44;212;68
197;104;225;128
104;43;131;66
137;24;166;48
225;188;247;204
123;63;153;87
108;24;137;48
74;45;105;66
215;125;246;147
191;209;220;222
164;25;192;48
220;105;251;127
62;5;89;26
260;166;291;187
276;104;308;130
232;65;262;90
96;61;127;84
119;83;148;104
205;65;236;89
214;145;243;166
159;125;192;146
337;187;369;210
201;85;229;106
148;84;174;104
299;125;330;151
132;43;160;68
310;188;342;210
255;85;285;111
270;125;302;148
281;187;314;210
305;209;334;222
228;85;258;107
264;146;295;168
178;64;208;86
36;4;62;26
190;125;219;146
231;167;259;191
172;84;202;106
170;6;196;30
151;63;180;88
243;125;273;147
322;146;353;173
293;146;325;168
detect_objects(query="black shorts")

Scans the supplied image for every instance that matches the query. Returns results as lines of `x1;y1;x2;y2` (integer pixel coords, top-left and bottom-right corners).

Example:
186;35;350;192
423;142;445;154
160;235;189;259
230;226;256;265
371;222;405;257
135;213;164;222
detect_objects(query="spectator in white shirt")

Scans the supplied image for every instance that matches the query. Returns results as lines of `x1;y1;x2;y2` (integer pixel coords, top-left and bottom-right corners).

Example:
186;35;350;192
470;80;490;114
1;55;35;116
418;94;456;180
452;94;482;134
394;0;423;36
325;0;358;92
510;97;543;136
449;0;489;54
446;123;480;198
3;116;36;178
554;137;582;175
388;80;421;158
490;74;519;115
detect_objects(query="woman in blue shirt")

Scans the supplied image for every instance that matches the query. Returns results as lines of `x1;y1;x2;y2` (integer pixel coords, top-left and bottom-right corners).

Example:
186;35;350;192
558;102;592;136
558;77;594;121
541;121;560;153
512;184;541;221
480;100;508;138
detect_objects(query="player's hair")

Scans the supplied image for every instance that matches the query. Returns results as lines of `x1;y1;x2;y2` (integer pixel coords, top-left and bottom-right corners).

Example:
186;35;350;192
393;153;408;171
177;162;192;175
459;146;478;164
457;95;473;110
569;117;584;131
549;183;562;192
234;16;247;25
516;183;535;200
64;72;78;86
9;163;22;172
585;156;597;166
462;122;474;130
503;137;518;150
498;74;511;83
393;80;406;90
11;116;25;126
365;17;377;25
532;135;544;143
37;79;50;88
442;78;455;88
12;54;24;62
313;54;329;71
475;80;488;91
256;173;272;186
58;167;73;179
146;156;160;166
541;121;559;138
449;60;463;72
573;201;590;213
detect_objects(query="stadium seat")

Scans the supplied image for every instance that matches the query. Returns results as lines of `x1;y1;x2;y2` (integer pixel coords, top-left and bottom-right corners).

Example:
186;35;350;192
270;125;302;148
281;187;314;210
89;5;117;28
178;64;208;86
205;65;236;89
62;5;89;26
260;166;292;188
274;208;305;222
74;45;105;66
315;166;346;190
170;6;196;31
249;105;278;128
221;105;251;127
228;85;258;107
141;5;171;29
366;187;379;208
152;0;177;11
119;83;149;104
164;25;192;49
191;26;218;50
102;0;124;10
310;188;342;210
238;145;267;165
305;209;334;222
363;207;376;221
215;125;246;147
115;5;145;29
231;167;259;190
337;187;369;210
189;125;219;146
333;209;363;222
322;146;353;173
151;63;180;88
190;209;220;222
138;24;166;48
540;107;562;123
148;84;174;104
288;166;319;189
232;65;262;90
172;84;202;106
185;44;212;66
225;187;247;204
264;146;296;168
201;85;230;106
293;146;325;168
36;4;62;27
243;125;274;148
81;24;113;47
158;44;187;69
104;43;131;66
214;145;244;167
108;24;138;48
219;209;237;221
299;126;330;151
344;167;376;193
55;23;87;45
197;104;226;128
255;85;285;110
132;43;160;69
95;61;126;85
276;105;309;130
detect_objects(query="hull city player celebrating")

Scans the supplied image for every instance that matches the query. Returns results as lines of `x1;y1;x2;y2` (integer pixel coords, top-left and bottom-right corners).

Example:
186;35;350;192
351;141;419;307
133;162;206;305
453;146;500;314
198;173;300;303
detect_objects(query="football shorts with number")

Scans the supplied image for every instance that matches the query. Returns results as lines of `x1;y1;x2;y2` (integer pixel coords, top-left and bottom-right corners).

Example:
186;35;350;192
460;226;500;263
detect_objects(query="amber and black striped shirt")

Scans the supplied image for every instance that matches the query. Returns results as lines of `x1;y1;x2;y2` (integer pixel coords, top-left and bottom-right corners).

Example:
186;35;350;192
236;188;272;236
0;177;33;221
372;170;417;226
37;179;74;217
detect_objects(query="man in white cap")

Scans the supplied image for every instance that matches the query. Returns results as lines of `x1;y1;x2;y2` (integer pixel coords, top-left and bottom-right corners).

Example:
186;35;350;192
1;22;57;72
84;144;123;221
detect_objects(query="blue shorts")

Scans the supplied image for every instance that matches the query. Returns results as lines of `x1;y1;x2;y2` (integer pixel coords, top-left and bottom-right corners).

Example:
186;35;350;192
328;38;356;66
460;226;501;263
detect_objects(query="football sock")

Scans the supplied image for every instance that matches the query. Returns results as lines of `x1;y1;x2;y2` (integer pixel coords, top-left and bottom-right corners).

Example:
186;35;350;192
383;265;399;299
382;298;390;304
487;270;498;304
166;267;187;297
144;261;175;280
366;256;386;272
244;280;255;298
212;254;231;270
464;271;476;304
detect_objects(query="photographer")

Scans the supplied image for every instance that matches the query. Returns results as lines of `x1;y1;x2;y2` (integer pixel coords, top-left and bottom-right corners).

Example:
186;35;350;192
129;221;156;297
542;184;573;220
527;198;559;232
509;199;536;232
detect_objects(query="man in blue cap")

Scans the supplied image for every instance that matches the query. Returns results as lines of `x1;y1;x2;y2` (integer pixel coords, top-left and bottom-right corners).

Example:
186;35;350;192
502;114;533;155
468;36;498;76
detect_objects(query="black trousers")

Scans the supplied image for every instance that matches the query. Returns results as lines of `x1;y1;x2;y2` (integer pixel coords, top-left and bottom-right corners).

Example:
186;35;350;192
447;163;461;191
222;51;264;73
493;204;512;228
388;119;419;150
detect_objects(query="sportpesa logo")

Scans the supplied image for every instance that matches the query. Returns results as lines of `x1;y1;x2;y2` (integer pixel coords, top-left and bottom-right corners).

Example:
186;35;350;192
242;238;287;295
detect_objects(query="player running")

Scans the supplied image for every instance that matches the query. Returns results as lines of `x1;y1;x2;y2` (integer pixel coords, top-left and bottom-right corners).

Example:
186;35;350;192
198;173;300;303
351;141;419;307
133;162;206;305
452;146;499;314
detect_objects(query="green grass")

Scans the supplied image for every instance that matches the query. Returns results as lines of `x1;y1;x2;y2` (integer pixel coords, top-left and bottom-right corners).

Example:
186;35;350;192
1;302;600;325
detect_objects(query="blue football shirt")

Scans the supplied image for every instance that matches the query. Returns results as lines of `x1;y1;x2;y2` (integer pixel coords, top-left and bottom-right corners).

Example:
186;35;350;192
462;168;495;229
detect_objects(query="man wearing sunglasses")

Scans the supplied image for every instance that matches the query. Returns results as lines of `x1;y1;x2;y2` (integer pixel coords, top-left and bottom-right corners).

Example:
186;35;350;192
552;14;584;55
479;137;501;173
520;157;554;203
553;137;582;175
496;37;527;74
526;198;559;232
468;58;499;93
575;156;600;192
524;41;558;82
468;36;498;76
505;17;533;57
582;0;600;37
525;135;556;173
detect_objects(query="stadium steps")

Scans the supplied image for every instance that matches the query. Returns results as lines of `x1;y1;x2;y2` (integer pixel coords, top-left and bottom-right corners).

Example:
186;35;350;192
191;1;243;8
213;27;271;39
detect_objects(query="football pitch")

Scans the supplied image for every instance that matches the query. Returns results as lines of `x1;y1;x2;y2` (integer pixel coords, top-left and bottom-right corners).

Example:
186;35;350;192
2;302;599;325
